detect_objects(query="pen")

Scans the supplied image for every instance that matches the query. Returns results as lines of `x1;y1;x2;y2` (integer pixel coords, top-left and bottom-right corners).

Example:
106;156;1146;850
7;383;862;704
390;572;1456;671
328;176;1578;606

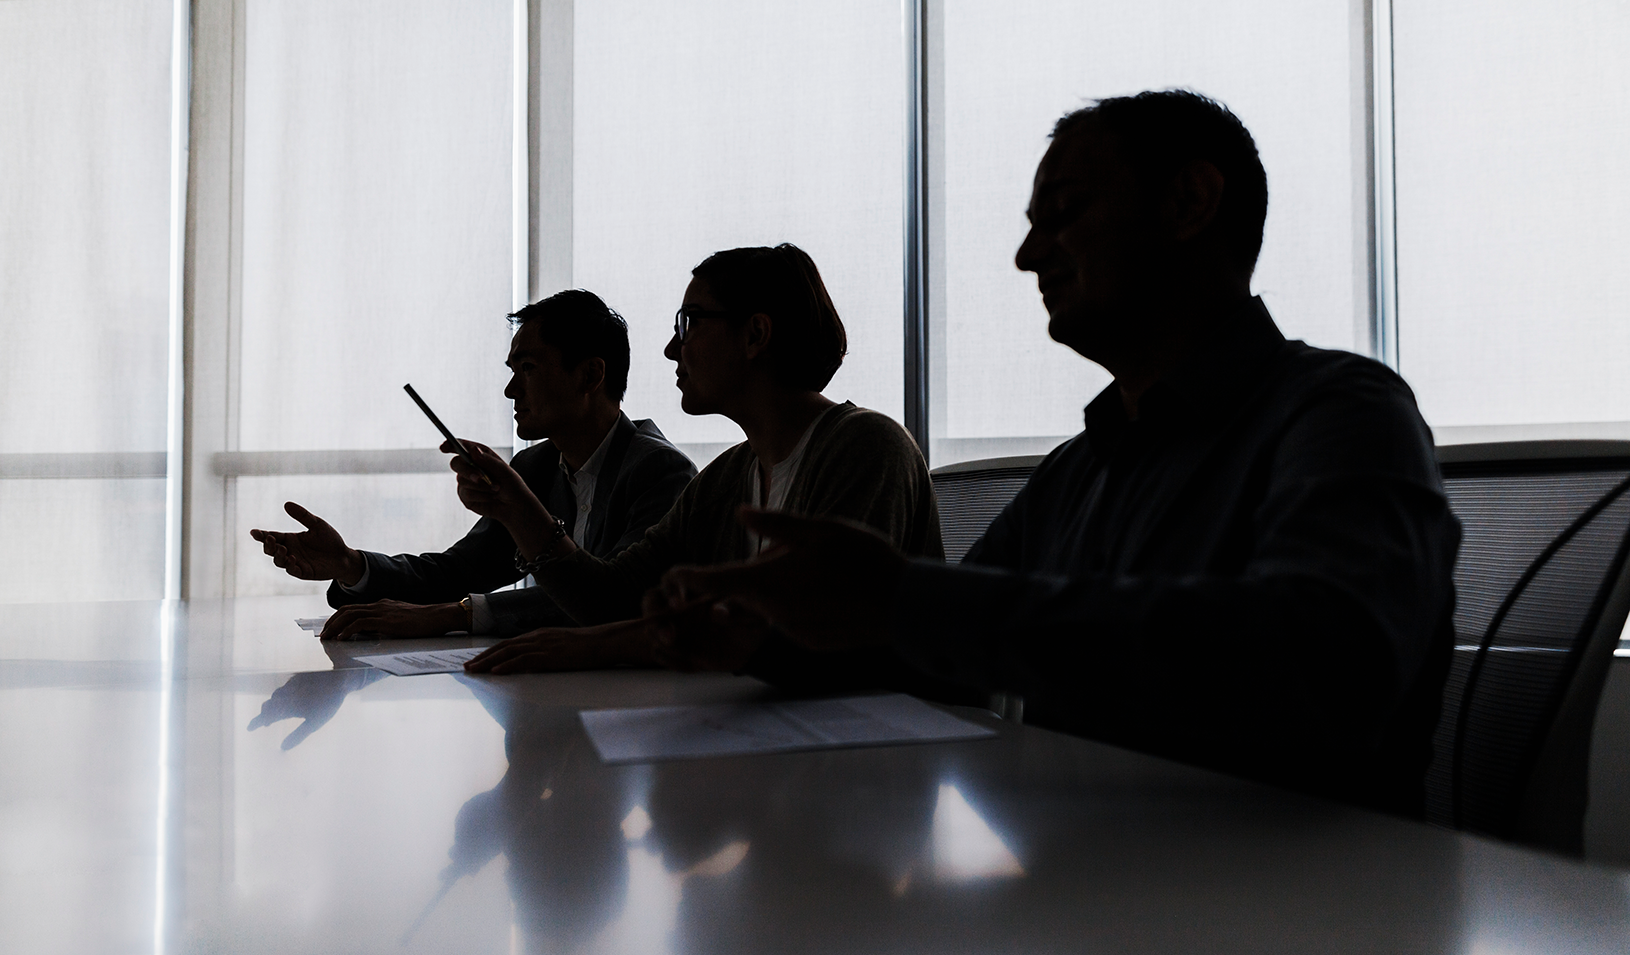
403;383;494;484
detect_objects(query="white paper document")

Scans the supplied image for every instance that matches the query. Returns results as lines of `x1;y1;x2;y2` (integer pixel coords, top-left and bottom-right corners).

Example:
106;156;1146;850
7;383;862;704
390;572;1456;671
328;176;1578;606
351;646;486;676
579;693;997;764
295;617;330;633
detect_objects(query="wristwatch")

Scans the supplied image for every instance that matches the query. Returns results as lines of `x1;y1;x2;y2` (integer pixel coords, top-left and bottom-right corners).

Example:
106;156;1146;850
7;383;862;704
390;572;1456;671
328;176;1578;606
514;516;570;576
458;596;473;630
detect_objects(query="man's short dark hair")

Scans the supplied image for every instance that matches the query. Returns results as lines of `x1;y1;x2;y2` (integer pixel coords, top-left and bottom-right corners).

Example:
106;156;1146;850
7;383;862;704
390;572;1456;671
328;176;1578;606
1053;89;1269;273
690;244;848;392
508;289;631;401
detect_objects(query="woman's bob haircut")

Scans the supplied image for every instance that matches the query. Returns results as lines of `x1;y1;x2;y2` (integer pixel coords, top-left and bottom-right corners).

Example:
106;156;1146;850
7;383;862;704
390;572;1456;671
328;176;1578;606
690;243;848;392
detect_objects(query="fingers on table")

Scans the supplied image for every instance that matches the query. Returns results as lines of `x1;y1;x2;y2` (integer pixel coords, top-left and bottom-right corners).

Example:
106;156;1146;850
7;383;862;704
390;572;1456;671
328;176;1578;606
465;640;531;671
487;643;586;674
319;608;368;641
329;619;374;641
489;653;554;675
463;643;507;670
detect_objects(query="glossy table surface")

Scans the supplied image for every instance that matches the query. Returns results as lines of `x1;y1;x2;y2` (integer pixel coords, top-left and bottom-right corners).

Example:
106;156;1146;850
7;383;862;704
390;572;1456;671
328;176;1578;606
5;597;1630;954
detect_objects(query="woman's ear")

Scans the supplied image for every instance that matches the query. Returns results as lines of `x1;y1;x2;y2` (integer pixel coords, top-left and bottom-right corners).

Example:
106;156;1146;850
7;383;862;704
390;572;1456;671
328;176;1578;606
744;312;773;359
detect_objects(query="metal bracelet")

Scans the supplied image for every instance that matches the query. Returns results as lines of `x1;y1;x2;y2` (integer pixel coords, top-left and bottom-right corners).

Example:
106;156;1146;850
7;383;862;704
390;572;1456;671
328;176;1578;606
513;517;569;576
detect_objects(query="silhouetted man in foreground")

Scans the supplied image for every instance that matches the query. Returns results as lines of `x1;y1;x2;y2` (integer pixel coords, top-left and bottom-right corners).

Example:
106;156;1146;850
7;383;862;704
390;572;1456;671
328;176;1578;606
661;90;1460;817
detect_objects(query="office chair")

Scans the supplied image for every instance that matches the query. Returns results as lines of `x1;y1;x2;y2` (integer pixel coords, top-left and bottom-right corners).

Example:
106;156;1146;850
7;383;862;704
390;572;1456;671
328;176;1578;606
929;455;1046;563
929;455;1045;721
1427;440;1630;854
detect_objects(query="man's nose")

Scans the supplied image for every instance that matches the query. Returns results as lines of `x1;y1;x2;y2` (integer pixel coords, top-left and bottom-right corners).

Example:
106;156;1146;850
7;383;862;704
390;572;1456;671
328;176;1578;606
663;335;681;361
1015;228;1043;273
503;374;521;399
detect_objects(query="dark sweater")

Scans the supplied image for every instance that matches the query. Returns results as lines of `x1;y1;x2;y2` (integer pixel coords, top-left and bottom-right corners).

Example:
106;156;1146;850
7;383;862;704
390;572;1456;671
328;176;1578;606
892;297;1460;816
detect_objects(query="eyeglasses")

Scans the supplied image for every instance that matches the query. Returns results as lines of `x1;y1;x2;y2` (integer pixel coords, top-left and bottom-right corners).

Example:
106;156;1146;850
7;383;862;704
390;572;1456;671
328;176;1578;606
673;307;736;343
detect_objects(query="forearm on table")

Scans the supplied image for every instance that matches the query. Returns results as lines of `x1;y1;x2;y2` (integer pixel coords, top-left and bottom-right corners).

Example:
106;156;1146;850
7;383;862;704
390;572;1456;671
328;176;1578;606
598;618;661;667
484;587;576;636
891;562;1406;729
332;541;519;607
542;618;660;668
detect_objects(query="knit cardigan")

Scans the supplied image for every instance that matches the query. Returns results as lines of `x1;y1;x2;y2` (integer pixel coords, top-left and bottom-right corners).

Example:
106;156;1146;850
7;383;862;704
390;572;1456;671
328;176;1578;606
533;401;943;625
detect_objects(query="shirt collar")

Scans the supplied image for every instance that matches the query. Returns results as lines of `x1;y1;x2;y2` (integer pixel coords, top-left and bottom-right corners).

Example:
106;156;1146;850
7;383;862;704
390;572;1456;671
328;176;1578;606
1082;296;1287;452
558;419;619;481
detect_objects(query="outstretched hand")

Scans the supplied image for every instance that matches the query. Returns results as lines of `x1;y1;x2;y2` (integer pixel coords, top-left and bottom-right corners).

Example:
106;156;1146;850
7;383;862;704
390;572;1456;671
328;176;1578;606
249;501;365;585
657;508;907;653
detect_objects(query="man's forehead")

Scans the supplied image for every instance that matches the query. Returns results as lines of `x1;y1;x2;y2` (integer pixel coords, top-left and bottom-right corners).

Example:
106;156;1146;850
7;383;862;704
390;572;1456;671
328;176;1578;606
1037;121;1124;185
508;322;546;360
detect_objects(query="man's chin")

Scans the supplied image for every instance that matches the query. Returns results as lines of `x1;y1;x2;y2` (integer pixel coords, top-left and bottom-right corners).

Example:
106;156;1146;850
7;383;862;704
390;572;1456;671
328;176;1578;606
1046;307;1115;362
1046;307;1089;346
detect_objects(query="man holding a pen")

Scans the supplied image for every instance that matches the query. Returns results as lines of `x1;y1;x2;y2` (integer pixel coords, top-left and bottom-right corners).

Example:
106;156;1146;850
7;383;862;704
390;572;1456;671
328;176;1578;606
250;289;697;639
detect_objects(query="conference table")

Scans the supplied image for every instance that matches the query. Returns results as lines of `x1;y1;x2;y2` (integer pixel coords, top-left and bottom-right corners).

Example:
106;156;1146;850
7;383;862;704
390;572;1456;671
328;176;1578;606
5;597;1630;954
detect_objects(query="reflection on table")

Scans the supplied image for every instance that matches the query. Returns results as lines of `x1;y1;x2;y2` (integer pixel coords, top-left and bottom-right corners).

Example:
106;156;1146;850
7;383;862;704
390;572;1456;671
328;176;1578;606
3;596;1629;954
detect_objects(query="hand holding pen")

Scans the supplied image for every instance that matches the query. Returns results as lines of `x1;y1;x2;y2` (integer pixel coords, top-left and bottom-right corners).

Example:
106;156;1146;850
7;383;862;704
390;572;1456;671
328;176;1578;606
443;437;576;564
403;383;575;563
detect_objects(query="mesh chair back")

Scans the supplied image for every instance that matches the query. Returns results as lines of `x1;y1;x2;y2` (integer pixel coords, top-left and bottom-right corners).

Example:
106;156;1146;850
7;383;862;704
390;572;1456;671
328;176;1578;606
930;456;1045;563
1426;441;1630;848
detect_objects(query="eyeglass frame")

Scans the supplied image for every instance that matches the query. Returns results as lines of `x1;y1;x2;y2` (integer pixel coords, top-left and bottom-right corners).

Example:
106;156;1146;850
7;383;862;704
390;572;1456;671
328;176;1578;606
672;306;741;344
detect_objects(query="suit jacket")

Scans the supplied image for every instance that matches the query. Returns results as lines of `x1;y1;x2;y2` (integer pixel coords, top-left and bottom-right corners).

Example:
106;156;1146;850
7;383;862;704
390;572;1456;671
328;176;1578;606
327;413;696;634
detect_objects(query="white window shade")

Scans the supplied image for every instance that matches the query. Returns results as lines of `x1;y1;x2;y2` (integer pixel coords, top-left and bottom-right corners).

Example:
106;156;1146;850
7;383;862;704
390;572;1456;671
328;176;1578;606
0;0;174;602
573;0;906;464
1394;0;1630;436
233;0;514;595
239;0;515;454
936;0;1368;464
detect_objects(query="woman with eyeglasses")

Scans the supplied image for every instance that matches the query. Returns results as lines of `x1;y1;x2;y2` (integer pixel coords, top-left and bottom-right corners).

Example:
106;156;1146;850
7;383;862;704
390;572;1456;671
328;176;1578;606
452;244;946;682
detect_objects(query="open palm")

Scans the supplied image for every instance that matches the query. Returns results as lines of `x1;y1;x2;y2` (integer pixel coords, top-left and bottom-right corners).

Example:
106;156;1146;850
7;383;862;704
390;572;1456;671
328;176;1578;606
249;501;363;583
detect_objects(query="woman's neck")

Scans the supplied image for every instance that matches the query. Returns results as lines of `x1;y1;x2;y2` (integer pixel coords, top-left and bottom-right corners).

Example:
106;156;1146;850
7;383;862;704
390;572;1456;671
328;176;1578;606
732;388;836;468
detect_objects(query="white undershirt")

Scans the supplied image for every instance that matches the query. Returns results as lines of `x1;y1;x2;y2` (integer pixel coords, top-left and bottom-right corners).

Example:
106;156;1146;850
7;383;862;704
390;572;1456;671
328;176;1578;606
557;421;618;544
745;405;835;555
467;421;619;630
